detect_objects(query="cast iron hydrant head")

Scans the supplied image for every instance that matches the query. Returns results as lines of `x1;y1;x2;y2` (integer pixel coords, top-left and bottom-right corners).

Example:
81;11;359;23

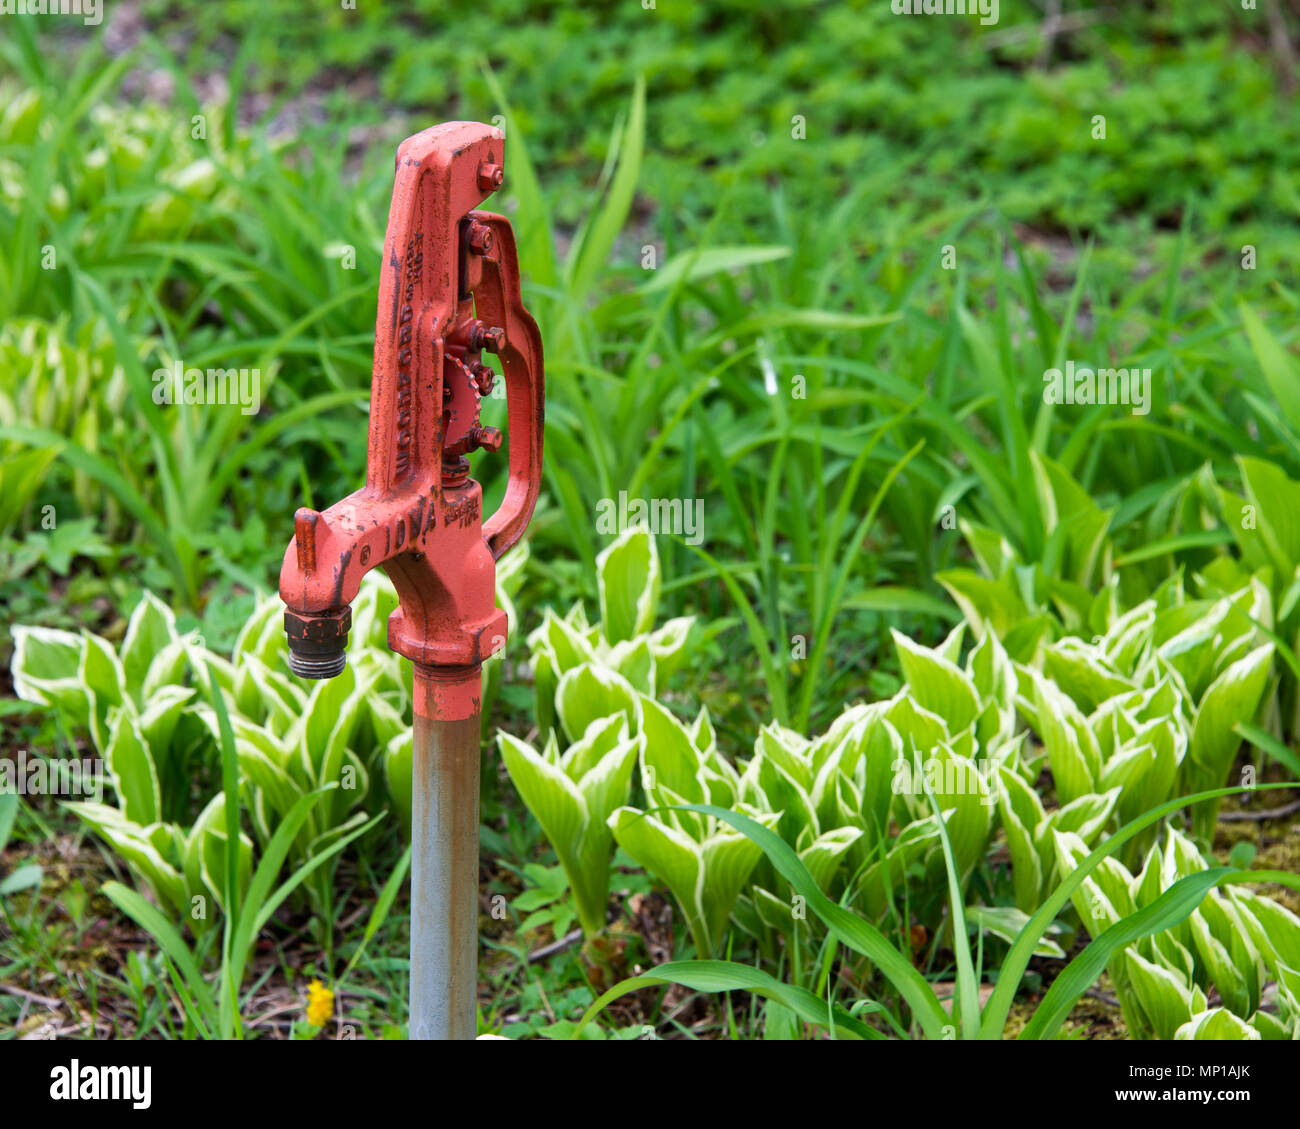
278;122;543;720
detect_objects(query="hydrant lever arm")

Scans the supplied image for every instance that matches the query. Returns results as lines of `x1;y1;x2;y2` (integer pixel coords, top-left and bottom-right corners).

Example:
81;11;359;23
474;212;543;562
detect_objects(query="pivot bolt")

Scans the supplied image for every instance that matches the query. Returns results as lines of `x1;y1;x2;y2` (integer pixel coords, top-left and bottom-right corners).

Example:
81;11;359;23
469;426;503;453
469;361;496;397
477;161;504;192
466;221;493;255
465;322;506;353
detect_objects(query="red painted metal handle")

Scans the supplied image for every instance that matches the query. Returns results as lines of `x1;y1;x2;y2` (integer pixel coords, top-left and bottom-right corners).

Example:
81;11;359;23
473;212;545;561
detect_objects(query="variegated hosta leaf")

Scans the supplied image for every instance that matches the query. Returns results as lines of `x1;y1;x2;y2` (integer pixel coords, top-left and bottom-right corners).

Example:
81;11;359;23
81;632;125;752
64;801;189;922
1156;601;1231;703
967;628;1014;707
367;693;407;750
647;616;695;679
689;707;718;760
1032;673;1100;805
137;685;195;765
749;751;818;846
186;793;253;919
699;811;780;948
532;607;597;674
1250;1009;1296;1040
1045;788;1119;843
750;885;794;934
603;637;655;696
1187;643;1274;776
891;628;981;734
573;737;640;856
797;826;863;893
1276;964;1300;1027
700;765;738;808
909;744;992;882
639;696;705;804
349;572;400;654
142;637;190;700
289;664;374;827
1127;951;1197;1040
230;591;284;668
530;643;559;742
500;728;640;938
882;692;949;769
561;714;631;781
859;717;901;847
235;737;301;824
1230;888;1300;976
608;806;704;947
1031;450;1113;589
966;905;1066;958
1176;1008;1260;1041
810;727;853;833
994;764;1045;911
1189;901;1259;1019
11;624;86;693
1052;830;1136;942
857;817;940;920
233;652;308;730
936;621;967;664
291;662;357;768
752;722;813;790
1145;930;1197;988
608;803;777;956
555;664;639;743
937;567;1031;642
102;710;160;825
1101;599;1155;673
597;525;660;644
1042;639;1133;715
120;590;179;695
1183;643;1274;838
384;730;412;831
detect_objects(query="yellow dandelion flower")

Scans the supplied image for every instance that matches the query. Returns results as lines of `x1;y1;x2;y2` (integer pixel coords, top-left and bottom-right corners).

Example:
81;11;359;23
306;979;334;1027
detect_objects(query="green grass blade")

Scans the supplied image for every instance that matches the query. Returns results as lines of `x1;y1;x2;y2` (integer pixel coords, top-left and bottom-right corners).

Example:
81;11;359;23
342;845;413;980
923;779;979;1039
101;880;219;1032
573;959;881;1040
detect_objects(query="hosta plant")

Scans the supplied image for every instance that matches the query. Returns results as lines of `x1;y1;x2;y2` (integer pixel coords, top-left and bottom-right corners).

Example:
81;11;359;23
1054;824;1300;1040
579;784;1300;1040
497;715;642;939
9;561;522;928
1018;575;1277;842
608;695;779;956
527;526;695;745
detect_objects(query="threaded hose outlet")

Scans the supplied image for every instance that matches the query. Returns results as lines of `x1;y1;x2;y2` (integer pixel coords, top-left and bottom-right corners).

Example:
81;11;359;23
287;646;348;680
283;606;352;681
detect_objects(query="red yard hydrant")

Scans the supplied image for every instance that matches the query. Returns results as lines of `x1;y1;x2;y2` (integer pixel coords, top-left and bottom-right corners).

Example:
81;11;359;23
278;122;543;1040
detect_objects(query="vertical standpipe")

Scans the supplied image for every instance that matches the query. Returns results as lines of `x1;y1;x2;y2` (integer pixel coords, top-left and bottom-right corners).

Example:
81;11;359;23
409;667;483;1040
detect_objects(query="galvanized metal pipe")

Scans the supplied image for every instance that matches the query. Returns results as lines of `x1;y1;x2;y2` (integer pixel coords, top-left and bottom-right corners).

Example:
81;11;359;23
409;701;481;1041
